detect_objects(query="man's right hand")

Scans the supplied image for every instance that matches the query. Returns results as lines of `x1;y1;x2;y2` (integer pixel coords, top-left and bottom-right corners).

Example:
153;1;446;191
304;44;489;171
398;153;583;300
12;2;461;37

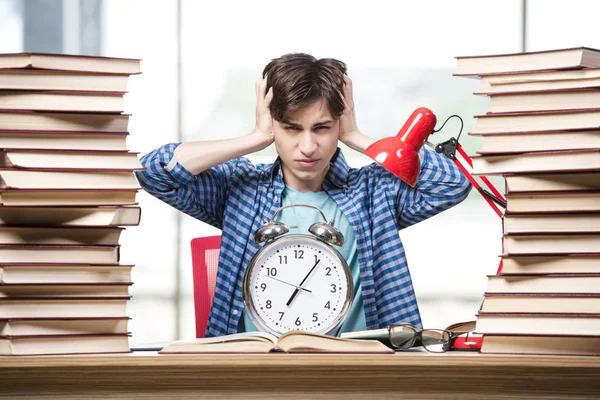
252;76;275;149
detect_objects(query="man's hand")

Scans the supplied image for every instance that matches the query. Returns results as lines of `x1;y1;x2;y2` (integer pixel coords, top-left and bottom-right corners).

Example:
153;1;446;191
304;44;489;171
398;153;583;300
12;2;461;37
338;76;360;144
338;76;375;153
252;76;275;149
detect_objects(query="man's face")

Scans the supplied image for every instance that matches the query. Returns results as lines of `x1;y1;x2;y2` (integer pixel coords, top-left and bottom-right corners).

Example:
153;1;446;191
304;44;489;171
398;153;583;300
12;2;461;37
274;99;339;192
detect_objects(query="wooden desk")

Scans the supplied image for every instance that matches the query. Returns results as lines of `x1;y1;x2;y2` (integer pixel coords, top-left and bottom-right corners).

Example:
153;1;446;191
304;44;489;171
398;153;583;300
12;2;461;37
1;352;599;399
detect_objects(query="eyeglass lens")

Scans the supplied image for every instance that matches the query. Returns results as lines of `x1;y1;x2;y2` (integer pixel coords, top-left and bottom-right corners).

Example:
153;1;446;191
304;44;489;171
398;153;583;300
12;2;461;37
421;329;450;353
389;325;417;349
390;325;451;352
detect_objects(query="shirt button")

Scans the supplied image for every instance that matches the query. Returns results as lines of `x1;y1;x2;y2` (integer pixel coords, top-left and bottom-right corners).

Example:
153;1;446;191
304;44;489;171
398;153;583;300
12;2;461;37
273;196;279;202
233;310;238;315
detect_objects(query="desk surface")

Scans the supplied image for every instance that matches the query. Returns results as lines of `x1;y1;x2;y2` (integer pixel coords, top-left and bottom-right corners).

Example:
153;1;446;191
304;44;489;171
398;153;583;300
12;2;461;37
1;352;599;399
1;350;600;368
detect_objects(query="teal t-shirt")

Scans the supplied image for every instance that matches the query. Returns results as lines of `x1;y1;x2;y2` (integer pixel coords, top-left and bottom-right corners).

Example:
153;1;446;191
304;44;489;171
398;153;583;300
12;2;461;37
239;185;367;336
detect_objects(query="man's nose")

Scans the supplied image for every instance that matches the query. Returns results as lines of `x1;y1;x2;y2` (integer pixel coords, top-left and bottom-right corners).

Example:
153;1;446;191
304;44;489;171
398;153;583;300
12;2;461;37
298;131;317;155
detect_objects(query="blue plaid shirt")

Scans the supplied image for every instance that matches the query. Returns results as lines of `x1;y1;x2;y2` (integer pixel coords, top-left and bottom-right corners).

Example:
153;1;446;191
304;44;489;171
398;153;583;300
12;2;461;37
136;144;471;337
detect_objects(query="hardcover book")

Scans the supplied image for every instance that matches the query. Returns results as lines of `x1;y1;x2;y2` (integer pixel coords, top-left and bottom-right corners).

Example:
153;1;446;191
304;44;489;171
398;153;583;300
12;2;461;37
0;149;143;171
503;212;600;234
0;69;130;92
0;189;138;206
476;312;600;335
485;89;600;114
503;233;600;254
0;334;131;356
0;282;132;298
0;264;133;284
0;297;130;318
0;169;141;190
0;317;130;336
0;226;124;246
481;293;600;313
500;254;600;275
0;111;129;132
504;172;600;193
477;67;600;86
471;109;600;134
0;244;120;264
474;130;600;155
480;334;600;356
0;91;125;113
485;274;600;294
472;149;600;175
0;131;129;151
475;68;600;94
505;192;600;213
0;53;141;74
0;205;141;226
454;47;600;76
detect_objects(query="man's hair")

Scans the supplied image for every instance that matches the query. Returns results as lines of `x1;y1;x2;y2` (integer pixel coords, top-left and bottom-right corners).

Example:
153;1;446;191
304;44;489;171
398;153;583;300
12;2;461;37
262;53;347;122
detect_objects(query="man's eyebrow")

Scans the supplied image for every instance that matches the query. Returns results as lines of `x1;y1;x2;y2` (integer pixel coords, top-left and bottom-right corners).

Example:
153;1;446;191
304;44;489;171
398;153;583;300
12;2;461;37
281;120;333;128
281;120;301;128
313;120;333;127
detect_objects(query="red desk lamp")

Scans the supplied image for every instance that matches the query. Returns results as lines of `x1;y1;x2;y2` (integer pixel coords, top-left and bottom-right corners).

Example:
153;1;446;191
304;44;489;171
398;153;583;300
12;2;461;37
365;107;506;272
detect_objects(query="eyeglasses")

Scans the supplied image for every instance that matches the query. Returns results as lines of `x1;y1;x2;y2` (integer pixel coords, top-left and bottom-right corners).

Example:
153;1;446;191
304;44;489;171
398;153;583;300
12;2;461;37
387;324;466;353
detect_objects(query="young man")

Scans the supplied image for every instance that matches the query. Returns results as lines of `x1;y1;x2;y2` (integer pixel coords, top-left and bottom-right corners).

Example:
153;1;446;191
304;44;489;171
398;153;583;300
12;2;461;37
136;53;471;337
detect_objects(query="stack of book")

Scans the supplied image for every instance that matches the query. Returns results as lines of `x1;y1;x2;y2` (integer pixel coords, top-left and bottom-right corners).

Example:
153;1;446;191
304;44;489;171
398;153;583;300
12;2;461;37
0;53;142;356
455;47;600;356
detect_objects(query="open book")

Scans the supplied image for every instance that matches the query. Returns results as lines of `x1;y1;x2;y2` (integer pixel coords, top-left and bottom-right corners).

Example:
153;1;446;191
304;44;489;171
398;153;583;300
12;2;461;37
158;330;393;354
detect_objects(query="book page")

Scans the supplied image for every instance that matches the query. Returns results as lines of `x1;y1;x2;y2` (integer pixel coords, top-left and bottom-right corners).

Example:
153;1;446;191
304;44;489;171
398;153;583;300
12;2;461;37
158;331;278;354
277;330;393;353
159;340;275;354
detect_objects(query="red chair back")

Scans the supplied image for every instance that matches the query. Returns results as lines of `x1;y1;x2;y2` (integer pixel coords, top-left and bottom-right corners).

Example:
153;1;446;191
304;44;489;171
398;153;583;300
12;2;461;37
190;235;221;338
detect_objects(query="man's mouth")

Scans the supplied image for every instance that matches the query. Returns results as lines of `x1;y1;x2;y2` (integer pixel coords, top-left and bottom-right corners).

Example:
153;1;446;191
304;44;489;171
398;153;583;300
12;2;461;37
297;159;319;168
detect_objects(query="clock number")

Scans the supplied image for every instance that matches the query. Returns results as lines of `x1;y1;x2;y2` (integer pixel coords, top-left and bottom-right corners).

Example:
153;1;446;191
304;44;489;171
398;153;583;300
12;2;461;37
325;267;331;276
324;301;331;309
278;255;288;264
267;267;277;277
260;283;267;292
314;255;320;263
295;317;301;326
266;300;272;309
312;313;319;322
278;312;285;321
330;284;337;293
294;250;304;259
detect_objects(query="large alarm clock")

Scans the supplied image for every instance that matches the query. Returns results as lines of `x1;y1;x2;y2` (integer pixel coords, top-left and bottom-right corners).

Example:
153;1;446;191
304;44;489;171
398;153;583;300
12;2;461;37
242;204;353;336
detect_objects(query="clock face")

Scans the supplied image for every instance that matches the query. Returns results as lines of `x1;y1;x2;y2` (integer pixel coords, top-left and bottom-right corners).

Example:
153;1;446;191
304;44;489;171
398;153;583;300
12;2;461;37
243;234;353;336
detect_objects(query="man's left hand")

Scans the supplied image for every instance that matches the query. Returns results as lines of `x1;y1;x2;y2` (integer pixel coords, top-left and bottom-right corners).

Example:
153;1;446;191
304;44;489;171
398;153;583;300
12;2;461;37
338;76;375;153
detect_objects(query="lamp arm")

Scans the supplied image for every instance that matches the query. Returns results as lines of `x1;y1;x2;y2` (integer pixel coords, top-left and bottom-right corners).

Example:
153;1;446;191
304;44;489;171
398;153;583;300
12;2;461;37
478;188;507;209
363;106;505;274
427;138;505;219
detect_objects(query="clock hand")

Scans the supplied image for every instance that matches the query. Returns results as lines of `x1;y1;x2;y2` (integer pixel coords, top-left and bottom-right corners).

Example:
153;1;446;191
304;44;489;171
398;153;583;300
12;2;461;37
286;259;320;307
265;275;312;293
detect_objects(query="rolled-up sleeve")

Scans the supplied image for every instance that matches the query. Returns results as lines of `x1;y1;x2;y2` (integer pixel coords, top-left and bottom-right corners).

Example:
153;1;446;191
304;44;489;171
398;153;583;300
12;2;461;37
135;142;227;228
395;147;472;229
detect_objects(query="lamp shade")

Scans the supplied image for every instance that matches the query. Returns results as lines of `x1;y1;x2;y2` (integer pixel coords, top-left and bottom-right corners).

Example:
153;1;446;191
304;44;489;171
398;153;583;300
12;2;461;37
365;107;437;187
